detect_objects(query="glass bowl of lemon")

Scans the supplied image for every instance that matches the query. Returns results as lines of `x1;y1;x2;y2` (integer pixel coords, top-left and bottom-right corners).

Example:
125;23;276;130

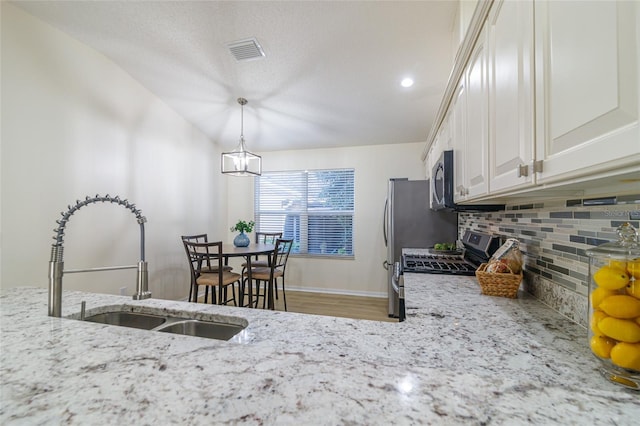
587;222;640;390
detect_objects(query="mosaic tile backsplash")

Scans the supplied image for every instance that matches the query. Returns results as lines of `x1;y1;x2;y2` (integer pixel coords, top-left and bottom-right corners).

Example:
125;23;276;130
458;194;640;327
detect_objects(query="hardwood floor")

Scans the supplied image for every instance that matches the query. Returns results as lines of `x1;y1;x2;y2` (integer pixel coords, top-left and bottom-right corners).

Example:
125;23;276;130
248;289;398;322
199;286;396;322
253;287;396;322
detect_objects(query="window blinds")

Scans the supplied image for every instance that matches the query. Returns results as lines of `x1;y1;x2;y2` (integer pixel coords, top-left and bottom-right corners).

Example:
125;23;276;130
255;169;354;257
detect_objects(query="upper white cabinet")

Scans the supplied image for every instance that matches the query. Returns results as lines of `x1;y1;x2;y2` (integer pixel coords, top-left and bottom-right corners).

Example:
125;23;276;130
450;24;490;202
534;0;640;184
463;26;489;199
451;79;467;203
424;0;639;202
487;0;535;194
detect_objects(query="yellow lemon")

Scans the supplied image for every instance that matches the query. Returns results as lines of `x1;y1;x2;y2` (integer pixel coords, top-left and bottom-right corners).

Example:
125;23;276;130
610;342;640;371
599;295;640;319
609;260;627;270
590;287;616;309
590;310;608;336
593;266;630;290
590;335;616;359
626;280;640;299
627;259;640;279
598;317;640;343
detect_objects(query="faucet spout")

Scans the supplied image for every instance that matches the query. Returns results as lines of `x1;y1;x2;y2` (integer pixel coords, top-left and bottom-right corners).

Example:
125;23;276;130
48;194;151;317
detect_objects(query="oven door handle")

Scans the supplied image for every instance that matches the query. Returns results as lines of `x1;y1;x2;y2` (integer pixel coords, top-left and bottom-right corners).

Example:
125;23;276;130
392;270;406;322
396;274;405;322
391;273;399;293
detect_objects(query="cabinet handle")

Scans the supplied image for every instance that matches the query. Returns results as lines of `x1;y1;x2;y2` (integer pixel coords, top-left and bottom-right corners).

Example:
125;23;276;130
517;164;529;177
533;160;543;173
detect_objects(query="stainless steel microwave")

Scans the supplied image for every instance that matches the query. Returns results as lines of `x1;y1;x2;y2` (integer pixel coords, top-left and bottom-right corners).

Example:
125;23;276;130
431;150;504;212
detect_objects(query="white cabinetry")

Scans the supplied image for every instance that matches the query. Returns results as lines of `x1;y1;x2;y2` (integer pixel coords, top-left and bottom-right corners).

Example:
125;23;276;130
534;0;640;184
424;0;639;202
463;26;489;199
487;0;535;194
451;80;467;203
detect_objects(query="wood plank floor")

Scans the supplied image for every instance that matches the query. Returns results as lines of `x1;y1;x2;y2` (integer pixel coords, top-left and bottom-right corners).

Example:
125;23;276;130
199;287;396;322
272;289;397;322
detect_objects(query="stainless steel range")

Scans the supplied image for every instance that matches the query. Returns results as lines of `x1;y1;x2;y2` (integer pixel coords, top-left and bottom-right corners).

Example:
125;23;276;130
383;178;458;320
403;230;500;275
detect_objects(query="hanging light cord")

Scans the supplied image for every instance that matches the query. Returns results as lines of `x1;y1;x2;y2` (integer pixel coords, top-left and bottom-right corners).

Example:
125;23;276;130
240;100;244;139
238;97;247;142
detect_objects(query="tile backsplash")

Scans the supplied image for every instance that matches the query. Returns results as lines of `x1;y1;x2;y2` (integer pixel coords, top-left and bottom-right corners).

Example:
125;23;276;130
458;194;640;327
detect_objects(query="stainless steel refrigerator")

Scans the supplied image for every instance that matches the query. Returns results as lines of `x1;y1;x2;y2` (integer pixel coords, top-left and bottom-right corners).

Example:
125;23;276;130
384;179;458;318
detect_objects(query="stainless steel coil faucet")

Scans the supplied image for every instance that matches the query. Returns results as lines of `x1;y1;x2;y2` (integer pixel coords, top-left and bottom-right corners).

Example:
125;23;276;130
48;194;151;317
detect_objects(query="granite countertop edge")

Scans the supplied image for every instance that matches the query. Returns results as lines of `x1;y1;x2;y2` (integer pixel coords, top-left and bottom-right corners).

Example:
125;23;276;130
1;277;638;425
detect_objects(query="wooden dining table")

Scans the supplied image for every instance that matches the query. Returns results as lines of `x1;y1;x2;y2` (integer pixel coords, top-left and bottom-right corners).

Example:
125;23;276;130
220;243;276;309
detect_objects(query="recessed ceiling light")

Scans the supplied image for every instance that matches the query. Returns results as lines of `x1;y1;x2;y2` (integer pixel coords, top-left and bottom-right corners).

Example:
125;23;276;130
401;77;414;88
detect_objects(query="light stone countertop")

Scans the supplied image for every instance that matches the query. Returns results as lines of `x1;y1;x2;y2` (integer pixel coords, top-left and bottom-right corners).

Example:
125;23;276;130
1;277;639;425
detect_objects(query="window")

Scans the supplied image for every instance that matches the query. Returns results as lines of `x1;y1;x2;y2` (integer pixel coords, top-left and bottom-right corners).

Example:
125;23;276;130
255;169;354;257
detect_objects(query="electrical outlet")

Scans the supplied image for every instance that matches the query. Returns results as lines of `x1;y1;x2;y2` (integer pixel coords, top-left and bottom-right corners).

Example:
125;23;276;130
119;287;127;296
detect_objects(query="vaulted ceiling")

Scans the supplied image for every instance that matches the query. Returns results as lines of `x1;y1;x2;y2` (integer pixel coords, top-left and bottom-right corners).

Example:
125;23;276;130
12;1;457;152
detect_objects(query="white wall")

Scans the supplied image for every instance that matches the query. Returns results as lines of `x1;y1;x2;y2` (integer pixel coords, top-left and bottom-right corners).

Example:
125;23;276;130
225;143;426;297
1;4;224;299
1;3;428;301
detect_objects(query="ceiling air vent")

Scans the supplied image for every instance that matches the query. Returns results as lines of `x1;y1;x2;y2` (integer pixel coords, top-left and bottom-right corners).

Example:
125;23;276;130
226;38;266;62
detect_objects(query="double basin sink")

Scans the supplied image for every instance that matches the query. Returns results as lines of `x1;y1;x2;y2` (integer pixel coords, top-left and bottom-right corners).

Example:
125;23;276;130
82;310;247;341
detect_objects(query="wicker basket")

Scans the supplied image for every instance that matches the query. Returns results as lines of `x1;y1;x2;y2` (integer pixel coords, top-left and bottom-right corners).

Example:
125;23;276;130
475;263;523;298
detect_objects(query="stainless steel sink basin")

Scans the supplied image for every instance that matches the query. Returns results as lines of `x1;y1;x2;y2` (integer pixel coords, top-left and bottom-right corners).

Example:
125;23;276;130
84;311;167;330
81;310;247;341
157;320;245;341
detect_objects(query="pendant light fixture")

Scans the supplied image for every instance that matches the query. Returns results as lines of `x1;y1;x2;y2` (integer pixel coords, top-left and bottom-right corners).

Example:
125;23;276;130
221;97;262;176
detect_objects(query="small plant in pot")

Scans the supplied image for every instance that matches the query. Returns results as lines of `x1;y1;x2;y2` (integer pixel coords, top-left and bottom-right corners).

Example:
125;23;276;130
231;220;254;247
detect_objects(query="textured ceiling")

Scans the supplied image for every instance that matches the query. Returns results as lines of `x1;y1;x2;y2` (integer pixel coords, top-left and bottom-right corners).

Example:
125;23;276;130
12;0;457;152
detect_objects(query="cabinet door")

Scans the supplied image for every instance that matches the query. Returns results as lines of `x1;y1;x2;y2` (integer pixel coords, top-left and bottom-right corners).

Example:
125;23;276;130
451;80;467;203
534;0;640;183
464;26;489;199
487;0;535;193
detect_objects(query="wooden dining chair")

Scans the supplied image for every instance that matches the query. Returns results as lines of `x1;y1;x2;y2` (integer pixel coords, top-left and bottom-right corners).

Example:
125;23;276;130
183;240;240;306
244;239;293;310
181;234;233;302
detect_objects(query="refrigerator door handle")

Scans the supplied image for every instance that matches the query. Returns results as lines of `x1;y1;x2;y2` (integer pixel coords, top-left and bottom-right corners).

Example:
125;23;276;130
383;197;388;247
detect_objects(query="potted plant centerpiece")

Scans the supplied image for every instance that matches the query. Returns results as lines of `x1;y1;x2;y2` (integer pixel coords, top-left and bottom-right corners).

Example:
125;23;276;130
231;220;255;247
